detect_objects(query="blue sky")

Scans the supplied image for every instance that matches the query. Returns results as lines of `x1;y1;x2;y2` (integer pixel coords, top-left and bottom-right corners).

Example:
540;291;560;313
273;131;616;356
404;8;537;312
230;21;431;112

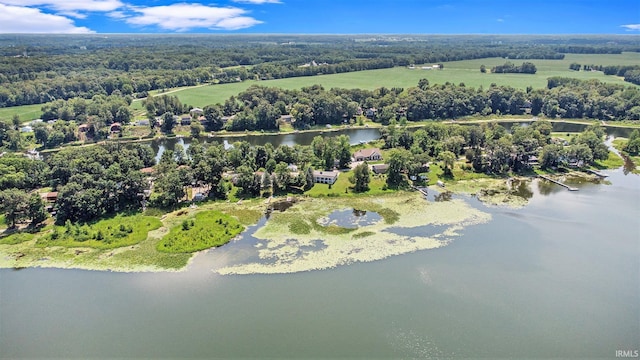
0;0;638;34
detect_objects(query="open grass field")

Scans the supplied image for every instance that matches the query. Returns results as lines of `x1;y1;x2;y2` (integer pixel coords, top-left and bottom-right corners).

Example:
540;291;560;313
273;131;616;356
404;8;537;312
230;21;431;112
1;53;639;122
0;103;43;123
166;53;640;107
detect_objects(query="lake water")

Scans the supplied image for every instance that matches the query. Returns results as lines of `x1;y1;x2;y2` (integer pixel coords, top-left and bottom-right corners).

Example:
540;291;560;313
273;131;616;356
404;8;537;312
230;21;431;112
149;122;634;163
1;165;638;358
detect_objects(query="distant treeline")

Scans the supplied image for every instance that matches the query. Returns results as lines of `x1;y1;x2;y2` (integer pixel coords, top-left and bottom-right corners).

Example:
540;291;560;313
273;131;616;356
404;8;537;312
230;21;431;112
196;77;640;133
568;63;640;86
1;35;638;108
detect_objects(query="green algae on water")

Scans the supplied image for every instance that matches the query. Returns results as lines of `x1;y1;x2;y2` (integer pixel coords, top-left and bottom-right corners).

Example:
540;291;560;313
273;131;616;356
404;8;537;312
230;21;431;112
217;193;491;275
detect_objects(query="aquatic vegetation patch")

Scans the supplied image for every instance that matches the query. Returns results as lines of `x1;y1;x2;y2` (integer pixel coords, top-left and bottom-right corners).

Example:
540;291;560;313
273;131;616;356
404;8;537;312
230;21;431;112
445;178;533;208
352;231;376;239
157;211;244;253
35;215;162;250
289;218;311;235
0;229;191;272
217;192;491;275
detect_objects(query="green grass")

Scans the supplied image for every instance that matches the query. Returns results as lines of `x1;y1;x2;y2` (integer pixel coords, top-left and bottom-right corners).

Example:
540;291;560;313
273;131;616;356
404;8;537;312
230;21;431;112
0;104;43;123
36;214;162;250
157;210;244;253
304;170;393;197
0;232;35;245
164;53;640;107
594;151;625;169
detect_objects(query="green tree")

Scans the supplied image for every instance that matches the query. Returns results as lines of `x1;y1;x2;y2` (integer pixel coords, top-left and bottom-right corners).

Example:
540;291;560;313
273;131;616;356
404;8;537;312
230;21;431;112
624;129;640;155
273;162;291;194
203;104;224;131
190;121;204;138
439;151;456;177
337;135;352;169
304;166;315;191
27;193;48;226
236;165;261;197
349;163;370;192
160;112;175;134
540;144;564;169
0;189;28;228
385;148;411;188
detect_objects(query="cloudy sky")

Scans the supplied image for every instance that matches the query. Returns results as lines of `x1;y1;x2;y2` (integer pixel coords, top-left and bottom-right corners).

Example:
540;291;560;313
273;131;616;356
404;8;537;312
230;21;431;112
0;0;638;34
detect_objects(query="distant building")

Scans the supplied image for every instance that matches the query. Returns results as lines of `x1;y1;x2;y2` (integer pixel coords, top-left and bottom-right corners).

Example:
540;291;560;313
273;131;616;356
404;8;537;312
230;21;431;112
279;115;294;124
190;108;203;115
180;115;192;125
353;148;383;162
370;164;389;174
40;192;58;203
109;122;122;133
313;170;339;184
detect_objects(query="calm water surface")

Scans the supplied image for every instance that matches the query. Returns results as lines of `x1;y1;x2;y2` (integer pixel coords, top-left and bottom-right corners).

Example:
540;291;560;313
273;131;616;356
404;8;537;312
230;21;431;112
1;172;639;358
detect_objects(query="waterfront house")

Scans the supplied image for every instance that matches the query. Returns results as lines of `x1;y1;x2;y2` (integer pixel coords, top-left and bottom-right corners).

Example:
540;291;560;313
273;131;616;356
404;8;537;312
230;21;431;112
353;148;383;162
313;170;339;184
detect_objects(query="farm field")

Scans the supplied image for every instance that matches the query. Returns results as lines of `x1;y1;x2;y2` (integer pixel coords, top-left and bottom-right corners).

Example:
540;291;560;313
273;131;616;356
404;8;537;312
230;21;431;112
0;103;44;123
1;53;639;122
160;52;640;107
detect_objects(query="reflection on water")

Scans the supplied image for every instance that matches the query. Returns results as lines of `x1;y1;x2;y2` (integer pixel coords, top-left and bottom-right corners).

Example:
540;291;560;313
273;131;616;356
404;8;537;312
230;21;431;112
320;209;383;229
509;179;533;199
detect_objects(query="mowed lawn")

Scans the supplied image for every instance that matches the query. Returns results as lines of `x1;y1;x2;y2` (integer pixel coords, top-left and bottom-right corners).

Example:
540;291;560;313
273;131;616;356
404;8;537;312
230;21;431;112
0;103;43;123
1;53;639;122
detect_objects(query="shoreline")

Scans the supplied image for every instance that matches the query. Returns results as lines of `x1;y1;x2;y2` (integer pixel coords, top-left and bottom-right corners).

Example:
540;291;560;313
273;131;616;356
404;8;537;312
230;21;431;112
0;169;606;274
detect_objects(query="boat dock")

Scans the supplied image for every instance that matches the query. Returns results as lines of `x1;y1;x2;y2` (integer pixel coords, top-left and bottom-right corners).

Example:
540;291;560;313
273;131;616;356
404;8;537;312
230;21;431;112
585;169;608;178
538;175;578;191
412;186;429;197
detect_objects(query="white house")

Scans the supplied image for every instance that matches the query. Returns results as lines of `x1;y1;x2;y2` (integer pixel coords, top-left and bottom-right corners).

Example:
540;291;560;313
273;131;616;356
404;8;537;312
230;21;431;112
313;170;339;184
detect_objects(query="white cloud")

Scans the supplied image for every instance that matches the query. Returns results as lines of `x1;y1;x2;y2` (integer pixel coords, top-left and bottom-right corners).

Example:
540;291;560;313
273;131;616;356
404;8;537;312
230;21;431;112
0;0;123;13
233;0;281;3
125;3;262;31
621;24;640;31
0;4;94;33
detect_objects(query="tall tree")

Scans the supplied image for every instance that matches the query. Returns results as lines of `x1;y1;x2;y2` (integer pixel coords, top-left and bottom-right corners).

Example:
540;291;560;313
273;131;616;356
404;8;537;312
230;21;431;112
349;163;371;192
0;189;28;228
385;148;411;188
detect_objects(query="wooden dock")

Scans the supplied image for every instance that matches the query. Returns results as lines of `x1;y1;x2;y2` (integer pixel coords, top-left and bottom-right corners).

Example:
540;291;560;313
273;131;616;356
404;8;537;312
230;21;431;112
585;169;608;178
538;175;578;191
412;186;429;197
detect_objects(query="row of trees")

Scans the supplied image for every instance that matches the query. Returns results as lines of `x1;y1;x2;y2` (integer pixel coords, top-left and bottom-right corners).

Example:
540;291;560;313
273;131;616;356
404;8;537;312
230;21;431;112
198;78;639;133
491;62;537;74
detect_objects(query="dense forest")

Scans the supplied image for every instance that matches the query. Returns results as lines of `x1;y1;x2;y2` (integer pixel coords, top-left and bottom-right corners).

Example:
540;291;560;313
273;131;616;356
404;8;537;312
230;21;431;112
1;34;639;107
